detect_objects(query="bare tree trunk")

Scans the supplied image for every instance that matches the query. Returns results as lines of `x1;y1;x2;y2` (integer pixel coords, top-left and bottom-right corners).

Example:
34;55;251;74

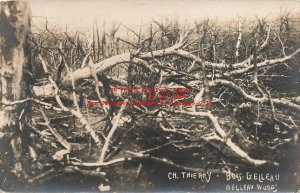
0;1;31;181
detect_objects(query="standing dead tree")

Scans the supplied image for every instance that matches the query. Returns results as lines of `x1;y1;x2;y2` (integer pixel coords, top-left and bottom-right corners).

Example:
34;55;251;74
0;1;31;182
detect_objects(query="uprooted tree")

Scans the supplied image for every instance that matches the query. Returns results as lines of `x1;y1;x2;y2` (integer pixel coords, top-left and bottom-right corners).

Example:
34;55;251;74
0;3;299;190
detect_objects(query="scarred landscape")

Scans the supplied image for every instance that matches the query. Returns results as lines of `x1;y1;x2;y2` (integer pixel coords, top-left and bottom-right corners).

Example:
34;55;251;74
0;1;300;192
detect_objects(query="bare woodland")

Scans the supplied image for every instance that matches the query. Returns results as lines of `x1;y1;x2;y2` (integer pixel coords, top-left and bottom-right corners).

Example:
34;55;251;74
0;1;300;192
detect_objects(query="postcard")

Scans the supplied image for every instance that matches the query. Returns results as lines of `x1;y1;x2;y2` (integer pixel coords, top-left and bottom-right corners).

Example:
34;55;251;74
0;0;299;192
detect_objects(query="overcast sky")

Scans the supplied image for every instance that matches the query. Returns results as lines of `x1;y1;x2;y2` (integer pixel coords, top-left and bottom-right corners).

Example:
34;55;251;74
30;0;300;33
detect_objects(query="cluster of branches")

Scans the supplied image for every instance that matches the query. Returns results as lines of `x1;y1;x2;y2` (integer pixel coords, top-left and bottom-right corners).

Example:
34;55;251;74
1;13;300;190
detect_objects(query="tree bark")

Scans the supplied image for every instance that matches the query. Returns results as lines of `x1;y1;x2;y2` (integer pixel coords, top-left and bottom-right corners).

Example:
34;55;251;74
0;1;31;180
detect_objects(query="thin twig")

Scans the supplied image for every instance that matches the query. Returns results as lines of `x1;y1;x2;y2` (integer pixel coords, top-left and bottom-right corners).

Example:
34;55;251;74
39;107;71;151
98;99;128;163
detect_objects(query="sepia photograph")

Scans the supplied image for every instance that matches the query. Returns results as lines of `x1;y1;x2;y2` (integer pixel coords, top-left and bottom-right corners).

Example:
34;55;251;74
0;0;299;192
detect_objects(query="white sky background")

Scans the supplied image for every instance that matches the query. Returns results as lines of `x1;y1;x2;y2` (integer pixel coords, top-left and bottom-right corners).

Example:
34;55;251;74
30;0;300;36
